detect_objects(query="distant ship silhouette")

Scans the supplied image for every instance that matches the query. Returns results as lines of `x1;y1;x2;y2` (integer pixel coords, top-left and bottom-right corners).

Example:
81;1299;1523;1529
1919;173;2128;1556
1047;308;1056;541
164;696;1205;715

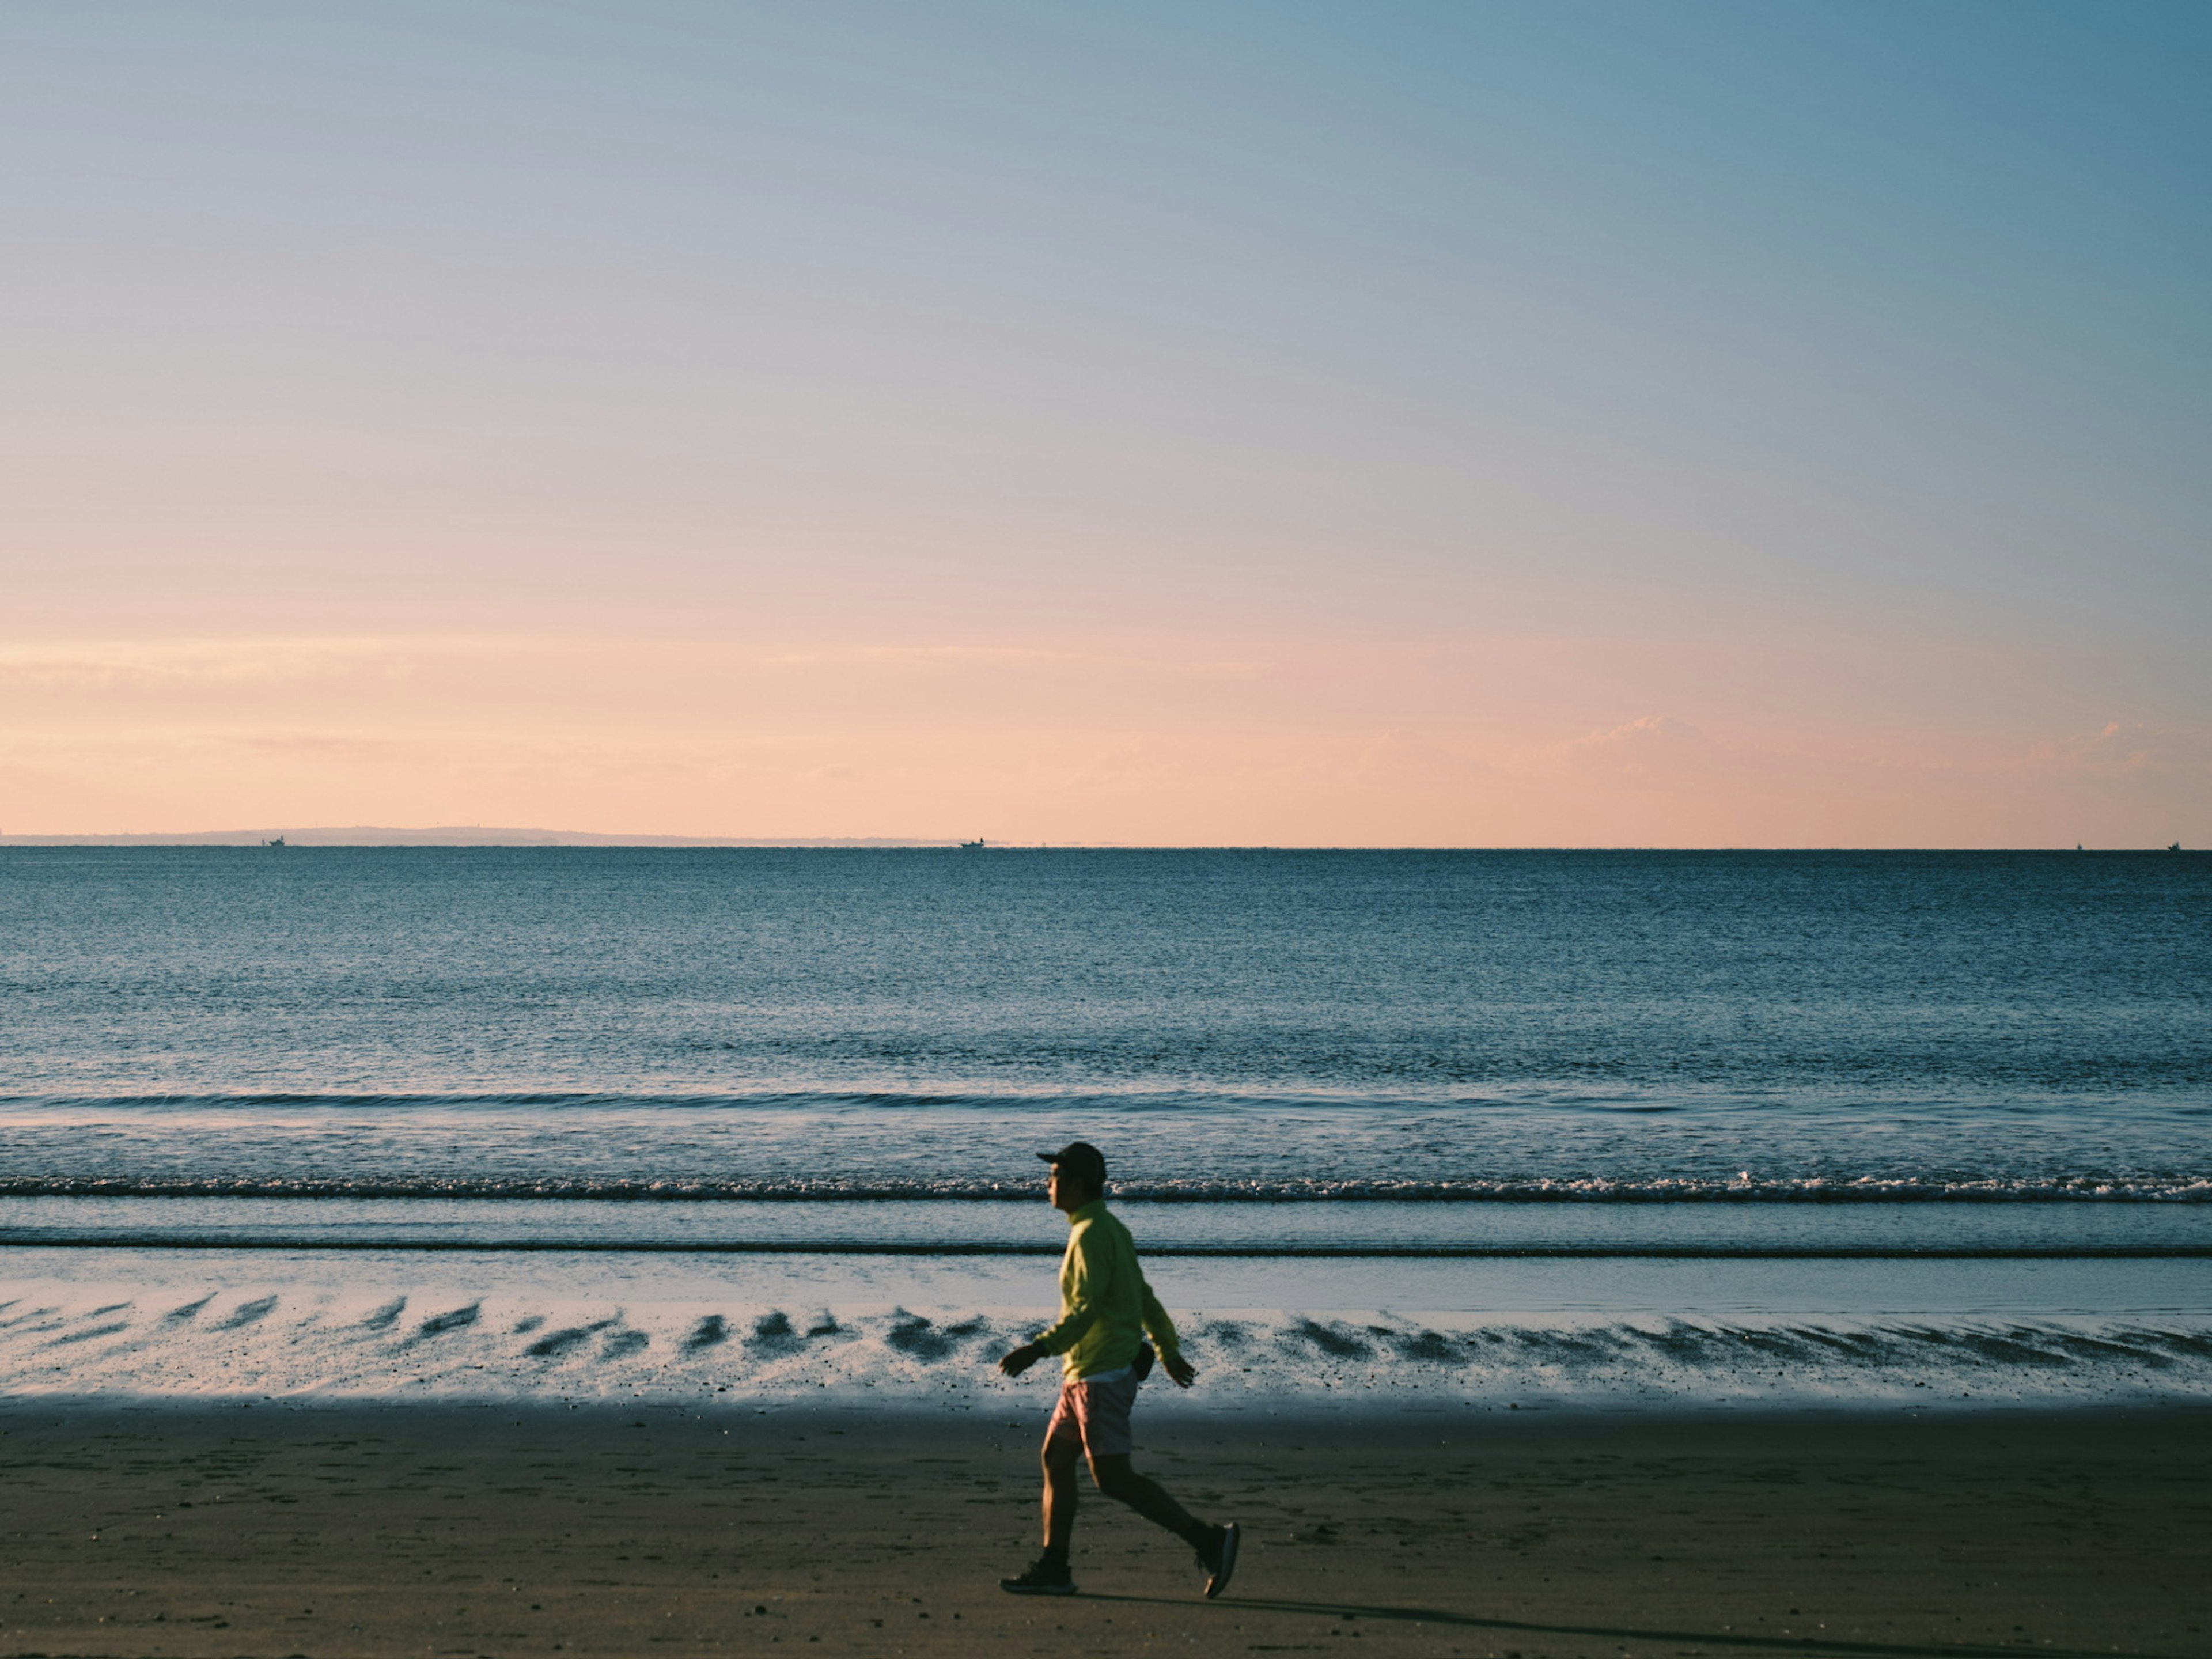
959;838;985;849
263;835;285;848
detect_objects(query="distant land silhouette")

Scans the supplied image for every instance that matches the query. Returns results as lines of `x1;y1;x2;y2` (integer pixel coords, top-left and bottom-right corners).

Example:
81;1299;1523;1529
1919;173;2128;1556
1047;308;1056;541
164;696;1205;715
0;827;969;848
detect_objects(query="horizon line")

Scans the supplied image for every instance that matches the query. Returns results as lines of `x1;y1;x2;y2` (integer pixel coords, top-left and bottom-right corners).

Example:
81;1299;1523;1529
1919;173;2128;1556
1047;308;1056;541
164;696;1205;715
0;828;2192;854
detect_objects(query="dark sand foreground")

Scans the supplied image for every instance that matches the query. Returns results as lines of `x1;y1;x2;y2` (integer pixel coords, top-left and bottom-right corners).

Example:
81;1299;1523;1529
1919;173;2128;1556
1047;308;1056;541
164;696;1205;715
2;1400;2207;1658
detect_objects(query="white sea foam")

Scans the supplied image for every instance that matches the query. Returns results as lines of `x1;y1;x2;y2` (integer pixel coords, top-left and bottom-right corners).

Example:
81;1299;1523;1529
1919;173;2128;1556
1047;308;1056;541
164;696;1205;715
3;1093;2208;1205
5;1277;2208;1410
6;1194;2207;1256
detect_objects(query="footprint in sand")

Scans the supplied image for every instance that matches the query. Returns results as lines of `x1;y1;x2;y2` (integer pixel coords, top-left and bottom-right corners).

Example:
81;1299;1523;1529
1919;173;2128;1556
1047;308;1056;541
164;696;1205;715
411;1302;480;1340
745;1312;804;1355
215;1296;278;1331
683;1315;730;1351
525;1317;617;1358
884;1312;991;1361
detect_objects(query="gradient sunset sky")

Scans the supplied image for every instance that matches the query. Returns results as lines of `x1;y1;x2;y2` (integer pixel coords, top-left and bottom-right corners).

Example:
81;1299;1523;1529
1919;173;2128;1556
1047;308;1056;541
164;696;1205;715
5;2;2206;846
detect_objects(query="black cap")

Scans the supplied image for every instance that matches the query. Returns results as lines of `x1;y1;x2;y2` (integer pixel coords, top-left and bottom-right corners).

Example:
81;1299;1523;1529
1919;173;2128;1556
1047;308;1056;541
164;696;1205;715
1037;1141;1107;1191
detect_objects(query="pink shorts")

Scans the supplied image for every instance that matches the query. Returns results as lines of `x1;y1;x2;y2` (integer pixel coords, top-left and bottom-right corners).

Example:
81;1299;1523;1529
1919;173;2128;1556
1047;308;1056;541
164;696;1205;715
1044;1370;1139;1459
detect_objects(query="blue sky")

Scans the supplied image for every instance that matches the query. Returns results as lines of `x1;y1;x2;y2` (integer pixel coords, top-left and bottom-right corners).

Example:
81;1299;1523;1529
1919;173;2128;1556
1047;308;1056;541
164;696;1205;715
2;3;2206;842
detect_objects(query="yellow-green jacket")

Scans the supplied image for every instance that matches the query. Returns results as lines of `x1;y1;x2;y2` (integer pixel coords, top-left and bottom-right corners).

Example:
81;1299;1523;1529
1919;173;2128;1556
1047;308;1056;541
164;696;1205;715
1032;1200;1183;1380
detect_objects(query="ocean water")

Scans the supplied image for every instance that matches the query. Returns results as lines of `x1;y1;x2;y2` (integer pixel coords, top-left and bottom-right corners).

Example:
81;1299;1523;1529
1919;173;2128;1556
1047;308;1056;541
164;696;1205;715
2;846;2206;1407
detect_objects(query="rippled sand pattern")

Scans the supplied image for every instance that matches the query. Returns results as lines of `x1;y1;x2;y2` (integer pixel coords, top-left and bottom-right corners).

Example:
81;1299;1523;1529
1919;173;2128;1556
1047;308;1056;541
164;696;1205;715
4;1283;2210;1407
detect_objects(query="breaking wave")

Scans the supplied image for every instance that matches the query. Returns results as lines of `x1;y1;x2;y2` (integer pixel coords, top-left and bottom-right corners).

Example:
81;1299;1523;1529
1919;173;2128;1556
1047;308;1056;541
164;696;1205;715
3;1090;2206;1207
1;1176;2206;1202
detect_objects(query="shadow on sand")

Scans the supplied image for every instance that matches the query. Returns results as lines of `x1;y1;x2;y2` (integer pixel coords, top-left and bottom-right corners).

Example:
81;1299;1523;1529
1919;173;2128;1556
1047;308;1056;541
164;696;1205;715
1080;1592;2156;1659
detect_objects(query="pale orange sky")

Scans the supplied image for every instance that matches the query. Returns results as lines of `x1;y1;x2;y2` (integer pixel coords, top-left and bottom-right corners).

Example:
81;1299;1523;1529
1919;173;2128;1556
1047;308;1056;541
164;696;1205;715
3;6;2206;846
3;601;2200;846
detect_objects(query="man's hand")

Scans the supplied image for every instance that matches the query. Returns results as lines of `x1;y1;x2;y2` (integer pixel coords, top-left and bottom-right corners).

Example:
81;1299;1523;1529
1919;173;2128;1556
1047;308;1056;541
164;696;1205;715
1162;1351;1198;1389
998;1342;1045;1378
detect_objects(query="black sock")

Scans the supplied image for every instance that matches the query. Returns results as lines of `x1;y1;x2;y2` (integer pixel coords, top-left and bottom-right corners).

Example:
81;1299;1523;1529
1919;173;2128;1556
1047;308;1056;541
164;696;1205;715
1040;1544;1069;1569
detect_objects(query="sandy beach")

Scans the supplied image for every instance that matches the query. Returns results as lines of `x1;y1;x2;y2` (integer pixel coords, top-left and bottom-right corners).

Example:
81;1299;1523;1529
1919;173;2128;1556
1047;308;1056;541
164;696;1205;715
2;1400;2205;1658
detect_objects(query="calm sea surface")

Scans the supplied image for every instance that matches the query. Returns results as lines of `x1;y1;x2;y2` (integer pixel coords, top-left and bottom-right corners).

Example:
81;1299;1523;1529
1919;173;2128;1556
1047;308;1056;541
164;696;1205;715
2;847;2205;1204
3;847;2207;1402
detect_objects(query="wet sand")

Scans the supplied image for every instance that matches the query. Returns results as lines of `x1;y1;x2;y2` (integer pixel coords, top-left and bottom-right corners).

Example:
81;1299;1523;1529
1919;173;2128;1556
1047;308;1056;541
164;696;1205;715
1;1399;2207;1658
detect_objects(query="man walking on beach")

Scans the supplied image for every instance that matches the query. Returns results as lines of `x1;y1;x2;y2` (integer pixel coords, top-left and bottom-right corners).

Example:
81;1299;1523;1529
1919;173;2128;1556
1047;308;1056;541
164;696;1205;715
995;1141;1239;1599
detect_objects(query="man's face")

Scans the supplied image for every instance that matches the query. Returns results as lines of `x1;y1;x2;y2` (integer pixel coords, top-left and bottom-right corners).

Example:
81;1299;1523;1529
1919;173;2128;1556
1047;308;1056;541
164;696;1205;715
1047;1164;1089;1213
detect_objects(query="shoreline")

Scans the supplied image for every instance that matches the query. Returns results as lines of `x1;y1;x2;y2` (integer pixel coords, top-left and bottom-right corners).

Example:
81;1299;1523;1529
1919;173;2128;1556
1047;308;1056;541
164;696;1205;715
7;1269;2212;1410
9;1389;2212;1430
1;1399;2205;1657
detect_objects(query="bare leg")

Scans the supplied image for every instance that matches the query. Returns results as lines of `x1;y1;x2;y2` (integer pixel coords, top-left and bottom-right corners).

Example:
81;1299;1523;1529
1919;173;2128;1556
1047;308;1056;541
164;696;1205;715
1089;1452;1215;1551
1042;1434;1083;1551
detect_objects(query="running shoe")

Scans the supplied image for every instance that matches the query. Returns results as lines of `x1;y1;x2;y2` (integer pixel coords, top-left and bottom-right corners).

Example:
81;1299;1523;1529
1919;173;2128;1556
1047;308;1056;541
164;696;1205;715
999;1556;1077;1596
1202;1522;1240;1599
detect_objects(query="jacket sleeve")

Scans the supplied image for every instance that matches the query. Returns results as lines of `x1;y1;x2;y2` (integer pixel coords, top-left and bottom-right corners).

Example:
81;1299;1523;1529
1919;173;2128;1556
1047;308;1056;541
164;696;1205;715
1138;1274;1181;1357
1032;1227;1108;1354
